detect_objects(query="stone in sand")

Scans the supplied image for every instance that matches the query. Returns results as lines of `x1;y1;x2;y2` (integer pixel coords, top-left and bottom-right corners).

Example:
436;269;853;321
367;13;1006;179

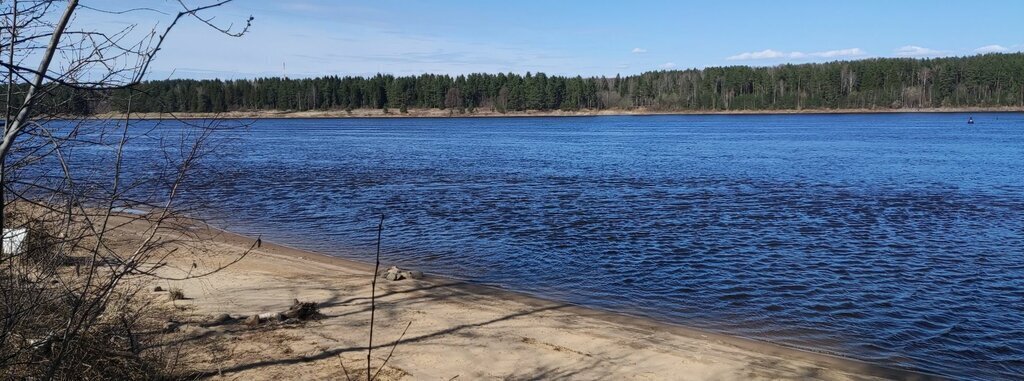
153;286;164;292
209;313;232;325
162;321;179;333
385;271;403;281
244;315;261;326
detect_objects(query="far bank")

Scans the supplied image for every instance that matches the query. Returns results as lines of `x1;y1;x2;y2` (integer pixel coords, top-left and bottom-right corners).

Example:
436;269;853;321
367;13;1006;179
85;106;1024;120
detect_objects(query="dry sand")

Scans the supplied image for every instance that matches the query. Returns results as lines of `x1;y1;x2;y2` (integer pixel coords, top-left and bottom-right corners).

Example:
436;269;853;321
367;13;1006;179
141;224;941;380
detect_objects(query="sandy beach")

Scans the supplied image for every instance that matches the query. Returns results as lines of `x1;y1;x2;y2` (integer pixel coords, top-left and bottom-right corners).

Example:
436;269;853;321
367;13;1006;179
128;222;941;381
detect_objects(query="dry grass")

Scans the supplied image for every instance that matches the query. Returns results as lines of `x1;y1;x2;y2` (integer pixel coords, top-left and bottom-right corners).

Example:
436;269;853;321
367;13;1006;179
168;287;186;301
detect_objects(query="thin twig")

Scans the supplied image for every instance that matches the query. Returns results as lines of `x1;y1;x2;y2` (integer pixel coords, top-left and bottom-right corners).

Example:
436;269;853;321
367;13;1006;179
367;213;384;381
338;355;353;381
370;320;412;381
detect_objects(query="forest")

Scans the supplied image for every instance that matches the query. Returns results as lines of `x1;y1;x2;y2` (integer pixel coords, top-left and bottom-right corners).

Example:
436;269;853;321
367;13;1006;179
31;53;1024;115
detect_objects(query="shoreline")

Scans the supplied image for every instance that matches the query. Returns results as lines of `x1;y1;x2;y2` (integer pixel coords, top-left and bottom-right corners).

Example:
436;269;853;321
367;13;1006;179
88;106;1023;120
155;221;944;380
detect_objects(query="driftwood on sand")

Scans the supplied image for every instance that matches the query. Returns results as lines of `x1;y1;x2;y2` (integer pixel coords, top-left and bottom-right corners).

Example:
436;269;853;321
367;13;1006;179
246;300;322;325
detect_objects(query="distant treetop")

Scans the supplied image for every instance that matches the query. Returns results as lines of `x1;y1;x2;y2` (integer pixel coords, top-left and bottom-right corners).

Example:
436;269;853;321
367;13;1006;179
23;53;1024;115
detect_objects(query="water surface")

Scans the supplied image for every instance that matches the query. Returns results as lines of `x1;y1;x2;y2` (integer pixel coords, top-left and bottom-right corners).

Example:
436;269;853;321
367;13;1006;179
98;114;1024;379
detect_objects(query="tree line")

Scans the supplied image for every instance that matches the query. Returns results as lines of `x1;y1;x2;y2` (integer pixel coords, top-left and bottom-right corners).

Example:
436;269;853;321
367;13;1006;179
27;53;1024;115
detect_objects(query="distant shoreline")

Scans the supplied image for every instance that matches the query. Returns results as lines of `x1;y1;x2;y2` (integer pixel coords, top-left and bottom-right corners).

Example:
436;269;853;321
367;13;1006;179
87;106;1024;120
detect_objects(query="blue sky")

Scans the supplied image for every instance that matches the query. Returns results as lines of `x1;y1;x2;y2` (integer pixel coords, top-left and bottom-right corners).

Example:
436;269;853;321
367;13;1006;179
82;0;1024;79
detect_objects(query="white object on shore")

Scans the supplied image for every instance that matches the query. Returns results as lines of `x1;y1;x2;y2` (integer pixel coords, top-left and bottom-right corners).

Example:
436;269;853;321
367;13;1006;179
2;228;27;255
257;312;280;320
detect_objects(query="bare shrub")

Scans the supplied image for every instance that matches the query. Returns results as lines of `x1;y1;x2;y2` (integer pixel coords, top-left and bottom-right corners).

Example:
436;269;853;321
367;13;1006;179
0;1;253;379
167;288;186;301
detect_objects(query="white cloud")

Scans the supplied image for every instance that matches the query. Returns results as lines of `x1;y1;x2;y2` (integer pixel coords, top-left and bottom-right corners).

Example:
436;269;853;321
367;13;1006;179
894;45;945;57
727;49;786;60
975;44;1009;54
631;47;647;54
811;48;866;58
660;62;676;69
727;48;865;61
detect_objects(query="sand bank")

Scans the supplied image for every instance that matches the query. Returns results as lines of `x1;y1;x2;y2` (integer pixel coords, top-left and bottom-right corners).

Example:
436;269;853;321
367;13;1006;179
88;106;1022;120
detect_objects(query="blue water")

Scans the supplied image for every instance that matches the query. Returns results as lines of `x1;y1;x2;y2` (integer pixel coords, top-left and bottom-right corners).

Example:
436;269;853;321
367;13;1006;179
62;114;1024;379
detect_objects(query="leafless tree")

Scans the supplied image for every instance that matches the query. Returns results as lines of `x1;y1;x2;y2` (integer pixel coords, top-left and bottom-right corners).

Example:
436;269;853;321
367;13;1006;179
444;87;462;111
0;1;252;378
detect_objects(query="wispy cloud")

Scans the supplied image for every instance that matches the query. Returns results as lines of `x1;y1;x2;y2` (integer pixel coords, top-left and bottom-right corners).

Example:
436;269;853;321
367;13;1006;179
727;48;865;61
975;44;1010;54
894;45;945;57
631;47;647;54
148;16;586;78
727;49;786;60
660;62;676;69
279;1;325;12
811;48;867;58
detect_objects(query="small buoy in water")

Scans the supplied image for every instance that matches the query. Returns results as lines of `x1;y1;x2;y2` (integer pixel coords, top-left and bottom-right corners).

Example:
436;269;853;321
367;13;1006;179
967;117;974;124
